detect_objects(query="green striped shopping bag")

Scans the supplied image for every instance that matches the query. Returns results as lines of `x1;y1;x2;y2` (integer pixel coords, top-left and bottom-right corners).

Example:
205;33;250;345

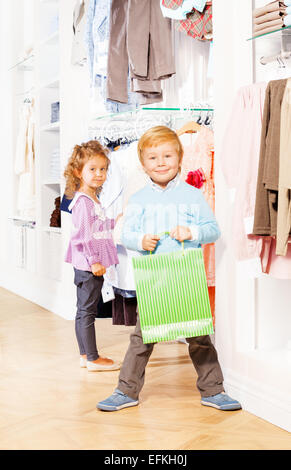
132;242;213;344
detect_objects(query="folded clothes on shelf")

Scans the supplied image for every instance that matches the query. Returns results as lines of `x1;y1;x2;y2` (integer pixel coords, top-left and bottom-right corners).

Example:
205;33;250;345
254;17;285;33
50;101;60;123
253;9;286;25
252;0;291;36
253;1;286;19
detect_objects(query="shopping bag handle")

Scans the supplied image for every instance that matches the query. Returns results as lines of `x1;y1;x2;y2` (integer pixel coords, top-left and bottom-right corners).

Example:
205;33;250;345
150;231;185;256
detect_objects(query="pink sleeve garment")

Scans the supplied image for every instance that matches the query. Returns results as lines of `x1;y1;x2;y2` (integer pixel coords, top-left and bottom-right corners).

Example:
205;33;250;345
65;195;119;271
180;127;215;288
220;82;291;278
220;83;267;262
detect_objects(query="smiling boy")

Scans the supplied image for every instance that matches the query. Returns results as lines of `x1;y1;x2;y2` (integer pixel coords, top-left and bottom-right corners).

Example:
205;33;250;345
97;126;241;412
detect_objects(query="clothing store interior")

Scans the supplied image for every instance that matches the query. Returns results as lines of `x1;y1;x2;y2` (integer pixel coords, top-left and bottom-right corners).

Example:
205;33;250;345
1;0;291;451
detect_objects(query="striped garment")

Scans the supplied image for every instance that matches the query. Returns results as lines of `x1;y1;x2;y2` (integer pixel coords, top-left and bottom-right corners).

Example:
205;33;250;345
160;0;208;19
64;192;119;271
175;2;212;40
132;246;213;343
162;0;184;8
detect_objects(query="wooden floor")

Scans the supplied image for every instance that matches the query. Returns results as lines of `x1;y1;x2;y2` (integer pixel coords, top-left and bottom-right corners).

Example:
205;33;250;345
1;287;291;450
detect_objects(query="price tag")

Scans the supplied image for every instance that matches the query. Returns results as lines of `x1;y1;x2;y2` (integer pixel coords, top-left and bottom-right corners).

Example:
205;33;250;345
101;283;115;303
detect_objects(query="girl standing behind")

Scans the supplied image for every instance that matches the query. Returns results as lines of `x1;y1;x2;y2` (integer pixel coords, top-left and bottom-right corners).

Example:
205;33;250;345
64;140;120;372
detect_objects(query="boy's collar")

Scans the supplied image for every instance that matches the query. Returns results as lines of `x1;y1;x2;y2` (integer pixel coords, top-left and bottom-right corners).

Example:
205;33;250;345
148;173;181;192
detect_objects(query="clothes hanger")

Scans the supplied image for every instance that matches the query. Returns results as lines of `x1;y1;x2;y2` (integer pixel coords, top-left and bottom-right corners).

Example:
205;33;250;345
176;120;202;136
204;110;212;126
196;110;203;125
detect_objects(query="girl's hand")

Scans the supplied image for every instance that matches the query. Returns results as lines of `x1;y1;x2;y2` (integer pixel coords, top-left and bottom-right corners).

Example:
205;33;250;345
142;234;160;252
170;226;192;242
91;263;106;276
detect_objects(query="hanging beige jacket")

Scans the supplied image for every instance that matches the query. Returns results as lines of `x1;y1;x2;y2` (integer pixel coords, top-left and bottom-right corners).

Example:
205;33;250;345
253;79;287;237
276;78;291;256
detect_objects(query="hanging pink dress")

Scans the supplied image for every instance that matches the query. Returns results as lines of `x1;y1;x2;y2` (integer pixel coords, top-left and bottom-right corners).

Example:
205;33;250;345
220;82;291;279
180;126;215;284
179;127;216;323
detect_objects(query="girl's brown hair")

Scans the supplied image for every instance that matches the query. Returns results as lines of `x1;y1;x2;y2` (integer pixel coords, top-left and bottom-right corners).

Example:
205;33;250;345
64;140;110;198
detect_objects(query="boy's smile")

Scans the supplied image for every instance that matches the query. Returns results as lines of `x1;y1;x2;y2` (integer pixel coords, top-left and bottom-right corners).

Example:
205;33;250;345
142;142;181;188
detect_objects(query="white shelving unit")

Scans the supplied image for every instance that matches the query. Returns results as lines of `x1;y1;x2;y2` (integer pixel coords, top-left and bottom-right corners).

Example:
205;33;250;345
8;0;62;285
7;2;37;274
35;0;62;281
40;122;60;132
2;0;78;320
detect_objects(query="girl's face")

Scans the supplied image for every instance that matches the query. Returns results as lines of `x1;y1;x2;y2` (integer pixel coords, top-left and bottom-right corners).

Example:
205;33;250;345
79;155;108;191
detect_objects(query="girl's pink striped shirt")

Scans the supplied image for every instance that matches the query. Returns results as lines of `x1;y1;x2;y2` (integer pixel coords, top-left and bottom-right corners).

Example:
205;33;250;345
64;192;119;271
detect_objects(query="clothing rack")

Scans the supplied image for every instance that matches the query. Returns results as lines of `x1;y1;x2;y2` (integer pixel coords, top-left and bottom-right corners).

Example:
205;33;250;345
88;106;214;144
8;215;36;228
260;51;291;65
259;27;291;65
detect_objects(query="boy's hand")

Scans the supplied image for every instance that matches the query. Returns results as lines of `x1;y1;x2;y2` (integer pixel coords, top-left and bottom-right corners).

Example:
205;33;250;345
142;234;160;252
170;226;192;242
91;263;106;276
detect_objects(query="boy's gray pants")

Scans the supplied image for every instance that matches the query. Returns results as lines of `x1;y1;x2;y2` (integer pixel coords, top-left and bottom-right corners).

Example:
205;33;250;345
117;316;224;400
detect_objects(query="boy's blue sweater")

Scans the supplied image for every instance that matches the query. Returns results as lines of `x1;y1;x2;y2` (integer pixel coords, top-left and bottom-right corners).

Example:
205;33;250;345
121;178;221;255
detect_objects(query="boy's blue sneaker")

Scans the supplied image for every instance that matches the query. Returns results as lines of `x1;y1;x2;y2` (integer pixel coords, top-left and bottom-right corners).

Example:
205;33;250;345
97;389;139;411
201;393;242;411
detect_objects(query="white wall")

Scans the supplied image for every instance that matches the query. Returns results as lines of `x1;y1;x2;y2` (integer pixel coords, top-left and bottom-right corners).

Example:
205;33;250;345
214;0;291;432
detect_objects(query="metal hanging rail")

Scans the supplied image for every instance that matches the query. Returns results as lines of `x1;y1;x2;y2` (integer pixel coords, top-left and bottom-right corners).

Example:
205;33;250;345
88;105;214;144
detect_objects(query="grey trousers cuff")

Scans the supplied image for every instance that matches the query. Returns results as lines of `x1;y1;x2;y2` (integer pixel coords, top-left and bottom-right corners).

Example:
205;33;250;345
117;383;139;401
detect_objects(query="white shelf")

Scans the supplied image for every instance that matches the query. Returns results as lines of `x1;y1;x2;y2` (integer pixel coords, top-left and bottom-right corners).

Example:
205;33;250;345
41;121;60;132
9;54;34;71
40;31;59;47
42;179;61;185
42;226;61;234
8;215;36;224
40;77;59;89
